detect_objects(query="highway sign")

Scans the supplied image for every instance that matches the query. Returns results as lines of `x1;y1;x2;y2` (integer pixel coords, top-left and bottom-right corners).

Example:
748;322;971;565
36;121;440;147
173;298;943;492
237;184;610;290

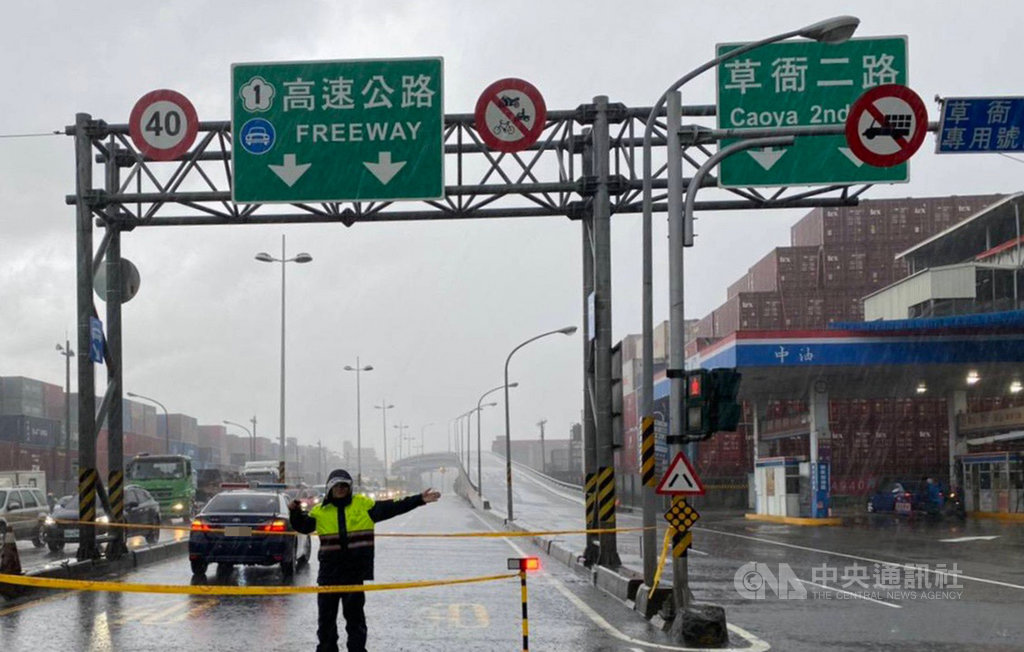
845;84;927;168
716;36;908;187
474;78;547;153
231;58;444;203
937;96;1024;153
89;317;105;364
129;90;199;161
655;452;705;495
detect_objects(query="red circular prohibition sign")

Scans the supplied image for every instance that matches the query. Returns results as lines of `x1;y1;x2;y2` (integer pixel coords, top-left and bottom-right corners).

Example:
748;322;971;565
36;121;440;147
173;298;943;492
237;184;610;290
129;89;199;161
844;84;927;168
474;78;547;153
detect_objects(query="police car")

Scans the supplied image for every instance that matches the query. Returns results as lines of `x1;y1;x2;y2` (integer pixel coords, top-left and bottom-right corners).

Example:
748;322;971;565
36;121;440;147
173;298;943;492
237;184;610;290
188;483;311;578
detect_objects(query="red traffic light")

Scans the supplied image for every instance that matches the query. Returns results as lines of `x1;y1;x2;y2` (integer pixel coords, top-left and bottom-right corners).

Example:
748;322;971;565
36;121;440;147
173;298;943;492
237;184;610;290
688;374;703;397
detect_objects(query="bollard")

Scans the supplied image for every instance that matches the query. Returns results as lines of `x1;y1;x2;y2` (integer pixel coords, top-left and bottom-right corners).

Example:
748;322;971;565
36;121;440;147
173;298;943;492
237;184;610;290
0;520;24;599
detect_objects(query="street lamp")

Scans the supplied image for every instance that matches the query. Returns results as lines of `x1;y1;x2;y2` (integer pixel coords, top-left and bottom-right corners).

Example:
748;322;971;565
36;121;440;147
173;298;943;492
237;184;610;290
126;392;169;454
255;234;313;485
638;13;859;608
344;358;374;489
223;419;253;463
393;423;409;459
504;326;576;521
477;383;517;498
374;401;394;489
420;422;434;457
56;340;74;493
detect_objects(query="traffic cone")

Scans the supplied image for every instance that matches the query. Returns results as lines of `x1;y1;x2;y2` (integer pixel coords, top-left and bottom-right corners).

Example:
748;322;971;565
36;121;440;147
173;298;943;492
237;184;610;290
0;523;24;599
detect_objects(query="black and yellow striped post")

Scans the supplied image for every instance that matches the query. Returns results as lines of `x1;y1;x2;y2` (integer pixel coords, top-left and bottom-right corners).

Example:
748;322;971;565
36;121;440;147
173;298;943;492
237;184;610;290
77;468;99;560
640;416;656;487
520;568;529;650
106;469;127;558
584;472;598;529
597;466;616;528
672;530;693;557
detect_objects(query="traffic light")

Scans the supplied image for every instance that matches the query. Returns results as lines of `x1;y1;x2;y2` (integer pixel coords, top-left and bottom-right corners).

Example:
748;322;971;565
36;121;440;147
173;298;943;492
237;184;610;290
683;369;709;438
708;368;743;434
682;367;742;440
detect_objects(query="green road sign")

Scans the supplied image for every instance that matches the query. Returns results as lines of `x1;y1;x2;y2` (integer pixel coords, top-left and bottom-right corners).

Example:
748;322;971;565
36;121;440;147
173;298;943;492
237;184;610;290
231;58;444;203
716;36;907;187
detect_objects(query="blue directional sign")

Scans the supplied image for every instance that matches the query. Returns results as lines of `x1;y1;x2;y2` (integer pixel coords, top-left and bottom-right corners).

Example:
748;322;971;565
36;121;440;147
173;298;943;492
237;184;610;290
937;97;1024;153
89;316;105;364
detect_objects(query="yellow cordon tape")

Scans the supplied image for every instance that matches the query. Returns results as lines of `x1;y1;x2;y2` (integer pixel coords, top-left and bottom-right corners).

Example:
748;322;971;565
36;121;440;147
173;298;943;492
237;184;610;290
0;572;519;596
647;527;674;600
48;519;653;538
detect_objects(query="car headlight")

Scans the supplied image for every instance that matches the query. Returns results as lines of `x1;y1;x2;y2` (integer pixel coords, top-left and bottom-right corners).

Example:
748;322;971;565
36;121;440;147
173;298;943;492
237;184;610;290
172;503;184;511
44;516;55;526
97;515;110;524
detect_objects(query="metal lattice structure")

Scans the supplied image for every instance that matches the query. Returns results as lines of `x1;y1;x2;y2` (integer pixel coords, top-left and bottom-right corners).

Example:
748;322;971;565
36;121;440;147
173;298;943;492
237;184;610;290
67;102;867;228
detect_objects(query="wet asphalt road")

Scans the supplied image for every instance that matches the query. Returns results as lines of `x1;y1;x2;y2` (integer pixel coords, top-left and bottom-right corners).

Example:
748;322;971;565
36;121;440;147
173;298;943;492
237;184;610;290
3;456;1023;651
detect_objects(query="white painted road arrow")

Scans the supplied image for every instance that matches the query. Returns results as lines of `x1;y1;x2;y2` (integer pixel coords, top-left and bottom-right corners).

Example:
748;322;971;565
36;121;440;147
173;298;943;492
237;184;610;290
838;147;864;167
939;535;1000;543
268;154;311;187
364;151;406;185
748;147;786;171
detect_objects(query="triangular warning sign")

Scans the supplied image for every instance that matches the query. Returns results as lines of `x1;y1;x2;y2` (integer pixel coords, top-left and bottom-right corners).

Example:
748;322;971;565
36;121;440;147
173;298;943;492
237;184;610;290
655;452;705;496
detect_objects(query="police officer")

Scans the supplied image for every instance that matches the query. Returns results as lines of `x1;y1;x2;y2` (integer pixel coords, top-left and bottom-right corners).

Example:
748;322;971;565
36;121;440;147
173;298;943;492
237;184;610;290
289;469;440;652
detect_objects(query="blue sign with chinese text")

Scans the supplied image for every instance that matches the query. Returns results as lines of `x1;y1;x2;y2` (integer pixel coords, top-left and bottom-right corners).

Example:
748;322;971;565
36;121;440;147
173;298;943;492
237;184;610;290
89;316;105;364
937;97;1024;153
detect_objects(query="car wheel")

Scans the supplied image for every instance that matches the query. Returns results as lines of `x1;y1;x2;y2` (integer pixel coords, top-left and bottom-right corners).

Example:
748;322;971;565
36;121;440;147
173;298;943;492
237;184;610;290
31;524;44;548
216;563;234;577
280;553;296;579
47;540;65;553
190;559;208;576
145;517;160;544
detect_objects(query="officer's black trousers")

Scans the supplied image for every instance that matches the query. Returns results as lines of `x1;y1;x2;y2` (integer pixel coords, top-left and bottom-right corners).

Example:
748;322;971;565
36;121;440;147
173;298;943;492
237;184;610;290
317;587;366;652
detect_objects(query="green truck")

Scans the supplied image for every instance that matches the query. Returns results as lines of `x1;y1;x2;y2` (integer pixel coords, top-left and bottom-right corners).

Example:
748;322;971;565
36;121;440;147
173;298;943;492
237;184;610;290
127;453;197;522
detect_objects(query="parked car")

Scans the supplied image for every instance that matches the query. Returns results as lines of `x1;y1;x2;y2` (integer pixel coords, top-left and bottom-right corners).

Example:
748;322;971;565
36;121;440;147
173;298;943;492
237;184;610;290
189;487;311;578
0;486;49;547
41;485;162;552
867;479;926;514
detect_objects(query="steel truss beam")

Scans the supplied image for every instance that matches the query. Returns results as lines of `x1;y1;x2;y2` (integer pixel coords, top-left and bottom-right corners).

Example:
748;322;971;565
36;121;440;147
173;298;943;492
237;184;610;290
66;103;865;228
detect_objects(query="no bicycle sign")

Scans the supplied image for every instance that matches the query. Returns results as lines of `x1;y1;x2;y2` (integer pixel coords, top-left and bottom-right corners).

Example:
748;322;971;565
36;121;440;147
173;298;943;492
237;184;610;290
474;78;547;153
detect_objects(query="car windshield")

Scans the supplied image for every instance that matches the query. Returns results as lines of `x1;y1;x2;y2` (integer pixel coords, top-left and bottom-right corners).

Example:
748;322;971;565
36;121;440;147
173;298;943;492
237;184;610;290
0;490;6;508
205;493;279;513
130;460;186;480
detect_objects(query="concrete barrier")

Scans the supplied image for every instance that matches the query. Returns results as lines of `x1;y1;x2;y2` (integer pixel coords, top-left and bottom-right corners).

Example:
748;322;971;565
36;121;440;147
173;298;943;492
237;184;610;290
595;565;642;601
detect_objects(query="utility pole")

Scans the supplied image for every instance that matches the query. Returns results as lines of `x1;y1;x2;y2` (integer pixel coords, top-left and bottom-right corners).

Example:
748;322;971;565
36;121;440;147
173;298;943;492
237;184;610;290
536;419;547;474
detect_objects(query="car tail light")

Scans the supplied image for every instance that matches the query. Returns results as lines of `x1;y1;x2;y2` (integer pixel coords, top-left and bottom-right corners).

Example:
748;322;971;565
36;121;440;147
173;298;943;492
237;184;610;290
261;519;288;533
191;519;212;532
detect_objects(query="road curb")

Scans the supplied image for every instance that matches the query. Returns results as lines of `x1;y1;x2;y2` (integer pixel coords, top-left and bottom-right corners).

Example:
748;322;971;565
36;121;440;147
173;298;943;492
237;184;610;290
744;513;843;526
967;511;1024;523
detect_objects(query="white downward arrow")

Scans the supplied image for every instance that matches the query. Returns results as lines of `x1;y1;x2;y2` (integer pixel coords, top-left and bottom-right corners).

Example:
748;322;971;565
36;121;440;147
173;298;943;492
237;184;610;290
268;154;311;187
748;147;786;170
364;151;406;185
839;147;864;167
939;535;1000;543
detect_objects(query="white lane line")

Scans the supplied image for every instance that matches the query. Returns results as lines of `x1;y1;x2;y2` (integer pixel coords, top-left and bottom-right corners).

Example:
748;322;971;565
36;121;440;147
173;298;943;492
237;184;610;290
469;511;770;652
795;579;902;609
939;536;1000;543
698;526;1024;591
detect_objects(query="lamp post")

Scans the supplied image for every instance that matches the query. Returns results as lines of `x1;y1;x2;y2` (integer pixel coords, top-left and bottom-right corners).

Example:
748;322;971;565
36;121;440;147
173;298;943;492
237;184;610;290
420;422;433;457
255;234;313;485
504;326;577;521
344;358;374;489
477;383;517;498
126;392;170;454
639;14;860;608
250;415;258;460
223;420;253;463
393;422;409;459
56;340;74;494
374;401;394;489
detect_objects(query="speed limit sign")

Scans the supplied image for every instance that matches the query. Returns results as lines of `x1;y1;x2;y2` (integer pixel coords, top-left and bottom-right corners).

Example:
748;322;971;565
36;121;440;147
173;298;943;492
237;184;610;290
128;89;199;161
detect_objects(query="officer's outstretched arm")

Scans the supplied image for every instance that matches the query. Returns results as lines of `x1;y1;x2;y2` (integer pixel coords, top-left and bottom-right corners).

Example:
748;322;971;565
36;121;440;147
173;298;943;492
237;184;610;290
289;502;316;534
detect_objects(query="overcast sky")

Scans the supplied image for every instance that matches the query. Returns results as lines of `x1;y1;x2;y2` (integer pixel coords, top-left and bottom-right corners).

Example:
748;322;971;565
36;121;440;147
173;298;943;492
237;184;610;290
2;1;1023;462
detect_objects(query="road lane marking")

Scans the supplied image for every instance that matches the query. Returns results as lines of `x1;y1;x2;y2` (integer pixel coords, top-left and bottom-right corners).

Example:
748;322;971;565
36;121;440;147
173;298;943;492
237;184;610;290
939;536;1000;543
469;511;771;651
796;579;901;609
698;526;1024;591
0;589;79;616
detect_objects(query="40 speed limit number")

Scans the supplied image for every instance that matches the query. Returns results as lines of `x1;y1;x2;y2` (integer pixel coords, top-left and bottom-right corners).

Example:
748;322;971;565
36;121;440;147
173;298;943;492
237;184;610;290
129;89;199;161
